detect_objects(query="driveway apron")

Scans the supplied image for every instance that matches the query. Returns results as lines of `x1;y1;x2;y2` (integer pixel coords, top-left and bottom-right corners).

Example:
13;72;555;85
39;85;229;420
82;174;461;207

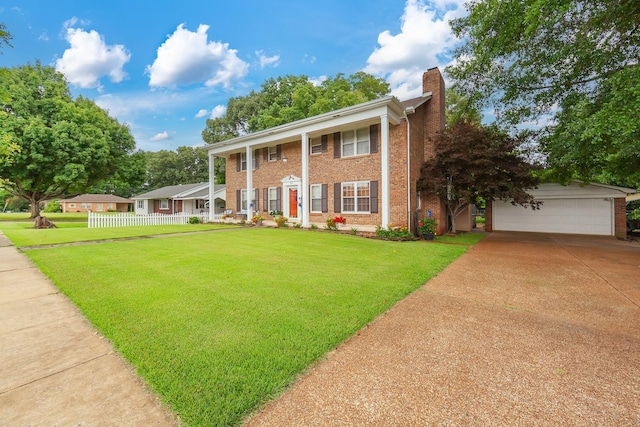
0;231;177;426
245;231;640;426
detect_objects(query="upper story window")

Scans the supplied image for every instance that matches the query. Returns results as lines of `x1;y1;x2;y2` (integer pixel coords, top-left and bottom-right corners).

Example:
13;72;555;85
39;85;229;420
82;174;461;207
268;146;278;161
240;153;247;171
342;128;370;157
310;137;322;155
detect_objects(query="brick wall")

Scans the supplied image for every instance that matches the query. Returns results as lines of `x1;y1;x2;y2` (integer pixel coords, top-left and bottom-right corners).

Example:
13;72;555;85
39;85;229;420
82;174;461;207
614;197;626;239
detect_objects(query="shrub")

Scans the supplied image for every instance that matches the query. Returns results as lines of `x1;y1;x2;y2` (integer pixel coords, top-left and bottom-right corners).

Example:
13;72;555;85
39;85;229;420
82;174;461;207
43;200;62;213
375;225;416;241
188;216;202;224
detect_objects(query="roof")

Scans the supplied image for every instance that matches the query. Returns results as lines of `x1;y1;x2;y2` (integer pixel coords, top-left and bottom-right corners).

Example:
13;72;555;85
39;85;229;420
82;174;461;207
132;183;206;200
206;96;407;156
400;92;432;112
132;183;225;200
61;194;133;203
528;182;635;200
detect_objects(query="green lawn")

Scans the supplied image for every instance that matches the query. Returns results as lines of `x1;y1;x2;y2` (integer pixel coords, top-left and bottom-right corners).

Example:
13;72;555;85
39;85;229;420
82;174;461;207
0;221;236;247
13;227;476;426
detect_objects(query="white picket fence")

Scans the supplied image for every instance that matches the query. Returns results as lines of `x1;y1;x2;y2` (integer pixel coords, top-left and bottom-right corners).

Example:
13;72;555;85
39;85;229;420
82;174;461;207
87;212;211;229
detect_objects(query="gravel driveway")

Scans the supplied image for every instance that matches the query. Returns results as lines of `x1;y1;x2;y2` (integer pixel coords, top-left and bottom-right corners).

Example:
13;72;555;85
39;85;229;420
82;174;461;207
244;231;640;426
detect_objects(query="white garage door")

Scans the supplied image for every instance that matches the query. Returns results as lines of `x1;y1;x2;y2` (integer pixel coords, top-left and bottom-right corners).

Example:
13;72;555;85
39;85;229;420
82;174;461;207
493;198;614;235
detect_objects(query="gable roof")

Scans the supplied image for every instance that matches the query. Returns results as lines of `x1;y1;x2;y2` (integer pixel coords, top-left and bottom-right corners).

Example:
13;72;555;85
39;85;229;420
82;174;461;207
131;183;225;200
61;194;133;203
132;183;206;200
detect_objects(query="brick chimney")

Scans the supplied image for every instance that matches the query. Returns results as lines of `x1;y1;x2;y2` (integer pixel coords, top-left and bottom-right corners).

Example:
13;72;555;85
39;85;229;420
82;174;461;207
422;67;445;160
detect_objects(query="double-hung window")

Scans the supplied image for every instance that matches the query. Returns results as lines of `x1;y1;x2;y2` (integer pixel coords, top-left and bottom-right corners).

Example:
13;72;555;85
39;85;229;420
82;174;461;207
268;187;278;212
159;200;169;210
342;128;370;157
268;146;278;162
310;184;322;213
137;200;144;209
342;181;370;213
310;137;322;155
81;202;92;209
241;189;248;211
240;153;247;171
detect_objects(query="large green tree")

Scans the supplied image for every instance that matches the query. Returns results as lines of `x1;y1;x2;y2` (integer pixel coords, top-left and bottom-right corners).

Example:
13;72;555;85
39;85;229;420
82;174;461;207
418;120;540;233
448;0;640;187
144;146;209;190
202;72;390;181
0;24;18;172
88;150;147;197
0;63;137;217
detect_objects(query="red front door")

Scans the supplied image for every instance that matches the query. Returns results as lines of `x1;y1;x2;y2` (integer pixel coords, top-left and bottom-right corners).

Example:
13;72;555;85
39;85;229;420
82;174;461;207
289;189;298;218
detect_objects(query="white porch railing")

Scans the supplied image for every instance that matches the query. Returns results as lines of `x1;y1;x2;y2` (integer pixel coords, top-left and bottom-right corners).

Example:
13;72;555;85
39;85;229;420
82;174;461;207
87;212;210;228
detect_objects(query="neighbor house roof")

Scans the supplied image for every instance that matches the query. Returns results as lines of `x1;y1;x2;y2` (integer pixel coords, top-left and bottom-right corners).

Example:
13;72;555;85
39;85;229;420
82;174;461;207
132;183;210;200
61;194;132;203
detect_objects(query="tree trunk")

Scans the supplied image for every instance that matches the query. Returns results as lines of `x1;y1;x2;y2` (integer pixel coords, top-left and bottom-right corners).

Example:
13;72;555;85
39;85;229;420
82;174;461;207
29;198;40;218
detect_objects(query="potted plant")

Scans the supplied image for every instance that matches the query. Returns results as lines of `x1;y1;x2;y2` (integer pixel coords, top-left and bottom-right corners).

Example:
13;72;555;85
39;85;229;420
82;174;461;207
251;214;265;226
418;217;438;240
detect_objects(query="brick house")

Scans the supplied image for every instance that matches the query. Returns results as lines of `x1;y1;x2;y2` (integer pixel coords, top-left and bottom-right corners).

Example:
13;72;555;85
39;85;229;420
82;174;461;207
206;67;461;234
59;194;133;213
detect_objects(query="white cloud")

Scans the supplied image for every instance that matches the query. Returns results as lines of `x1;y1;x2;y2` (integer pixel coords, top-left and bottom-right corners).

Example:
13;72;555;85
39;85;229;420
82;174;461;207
256;50;280;68
364;0;466;99
194;104;226;119
146;23;249;89
55;22;130;90
150;131;170;141
210;104;227;119
309;75;327;87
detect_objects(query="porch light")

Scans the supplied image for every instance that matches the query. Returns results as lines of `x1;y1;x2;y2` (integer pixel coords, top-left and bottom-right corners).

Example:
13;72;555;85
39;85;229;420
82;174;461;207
282;155;288;162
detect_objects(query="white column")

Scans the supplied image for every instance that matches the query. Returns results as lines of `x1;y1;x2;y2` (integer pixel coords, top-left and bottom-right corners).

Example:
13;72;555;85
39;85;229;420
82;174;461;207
301;132;309;227
381;114;390;228
246;146;253;219
208;153;215;222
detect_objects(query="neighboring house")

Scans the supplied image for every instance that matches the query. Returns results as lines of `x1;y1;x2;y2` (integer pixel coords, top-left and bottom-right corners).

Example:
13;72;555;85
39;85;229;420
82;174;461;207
486;182;636;238
205;67;454;234
60;194;133;213
132;183;226;215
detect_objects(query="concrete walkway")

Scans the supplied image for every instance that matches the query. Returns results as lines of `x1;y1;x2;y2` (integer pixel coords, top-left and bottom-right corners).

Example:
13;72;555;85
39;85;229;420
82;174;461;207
244;232;640;426
0;231;177;426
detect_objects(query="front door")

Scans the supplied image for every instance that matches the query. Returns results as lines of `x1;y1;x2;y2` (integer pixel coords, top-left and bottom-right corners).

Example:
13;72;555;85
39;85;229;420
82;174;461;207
289;188;298;218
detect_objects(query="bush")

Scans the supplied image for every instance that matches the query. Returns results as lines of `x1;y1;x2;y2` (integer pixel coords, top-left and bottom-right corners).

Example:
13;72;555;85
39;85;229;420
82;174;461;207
375;225;416;241
43;200;62;213
188;216;202;224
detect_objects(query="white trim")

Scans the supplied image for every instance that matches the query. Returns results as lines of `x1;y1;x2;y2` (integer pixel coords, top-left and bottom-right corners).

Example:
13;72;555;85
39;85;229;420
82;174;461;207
380;114;390;228
301;132;310;227
341;181;371;214
246;146;253;218
310;184;322;213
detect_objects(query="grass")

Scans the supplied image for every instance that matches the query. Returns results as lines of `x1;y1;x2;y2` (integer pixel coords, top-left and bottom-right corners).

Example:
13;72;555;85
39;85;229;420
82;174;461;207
0;212;89;222
14;227;474;426
0;220;236;247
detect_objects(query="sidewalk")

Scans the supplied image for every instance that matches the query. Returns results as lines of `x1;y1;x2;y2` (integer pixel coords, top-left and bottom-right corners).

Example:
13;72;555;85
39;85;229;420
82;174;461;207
0;231;177;426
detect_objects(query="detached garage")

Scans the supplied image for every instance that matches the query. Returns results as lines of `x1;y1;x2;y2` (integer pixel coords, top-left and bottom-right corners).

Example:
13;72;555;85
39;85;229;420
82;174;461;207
487;182;635;238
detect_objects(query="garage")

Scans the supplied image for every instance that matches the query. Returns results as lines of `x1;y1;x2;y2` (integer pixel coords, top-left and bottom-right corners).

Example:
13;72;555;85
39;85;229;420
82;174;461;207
490;182;634;237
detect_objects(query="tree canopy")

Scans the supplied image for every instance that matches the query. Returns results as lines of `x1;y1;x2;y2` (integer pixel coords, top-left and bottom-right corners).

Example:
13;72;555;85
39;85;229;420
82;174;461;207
447;0;640;187
202;72;390;181
144;146;210;190
418;120;540;233
0;63;138;217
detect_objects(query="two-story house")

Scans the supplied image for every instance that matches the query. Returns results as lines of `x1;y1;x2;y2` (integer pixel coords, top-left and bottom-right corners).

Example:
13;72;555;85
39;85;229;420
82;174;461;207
206;67;463;234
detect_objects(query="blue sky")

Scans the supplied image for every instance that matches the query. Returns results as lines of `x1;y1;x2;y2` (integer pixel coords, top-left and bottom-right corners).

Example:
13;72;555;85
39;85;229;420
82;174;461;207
1;0;466;152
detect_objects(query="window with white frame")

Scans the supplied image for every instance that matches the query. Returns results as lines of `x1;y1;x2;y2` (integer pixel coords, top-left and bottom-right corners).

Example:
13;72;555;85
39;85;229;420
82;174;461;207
241;189;248;211
137;200;144;209
342;181;370;213
268;146;278;161
159;199;169;210
310;137;322;154
240;152;247;171
107;203;113;210
342;128;370;157
310;184;322;212
81;203;92;209
268;187;278;212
